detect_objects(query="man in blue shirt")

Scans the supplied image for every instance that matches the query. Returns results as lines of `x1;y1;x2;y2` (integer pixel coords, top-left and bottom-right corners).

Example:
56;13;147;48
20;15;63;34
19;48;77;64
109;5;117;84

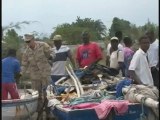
2;49;21;100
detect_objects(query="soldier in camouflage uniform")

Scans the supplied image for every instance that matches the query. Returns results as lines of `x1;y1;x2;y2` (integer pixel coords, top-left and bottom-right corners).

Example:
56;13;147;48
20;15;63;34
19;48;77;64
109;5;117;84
21;33;53;120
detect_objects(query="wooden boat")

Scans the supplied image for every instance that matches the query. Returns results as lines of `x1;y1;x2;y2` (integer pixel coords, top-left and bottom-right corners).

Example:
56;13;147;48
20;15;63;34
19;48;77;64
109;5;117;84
48;100;149;120
46;87;149;120
2;89;38;120
46;65;150;120
47;81;158;120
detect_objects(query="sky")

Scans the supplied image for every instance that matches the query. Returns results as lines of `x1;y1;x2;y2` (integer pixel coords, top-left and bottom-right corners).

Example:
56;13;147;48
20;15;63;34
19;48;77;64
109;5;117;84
2;0;159;37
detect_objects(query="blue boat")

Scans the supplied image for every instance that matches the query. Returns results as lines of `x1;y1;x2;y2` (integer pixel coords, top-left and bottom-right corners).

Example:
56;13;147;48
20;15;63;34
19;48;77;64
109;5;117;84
49;102;149;120
47;66;152;120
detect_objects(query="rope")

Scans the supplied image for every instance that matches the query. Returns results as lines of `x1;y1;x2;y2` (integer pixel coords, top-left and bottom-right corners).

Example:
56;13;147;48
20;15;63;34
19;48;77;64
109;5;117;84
140;97;147;120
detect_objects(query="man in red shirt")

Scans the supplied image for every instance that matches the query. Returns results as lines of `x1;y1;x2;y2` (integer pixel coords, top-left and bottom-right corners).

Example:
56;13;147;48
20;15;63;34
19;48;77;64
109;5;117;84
76;31;103;68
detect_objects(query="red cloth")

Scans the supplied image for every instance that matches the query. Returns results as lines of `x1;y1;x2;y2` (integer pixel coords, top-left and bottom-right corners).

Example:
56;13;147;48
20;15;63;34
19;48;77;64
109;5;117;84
2;83;20;100
76;42;103;68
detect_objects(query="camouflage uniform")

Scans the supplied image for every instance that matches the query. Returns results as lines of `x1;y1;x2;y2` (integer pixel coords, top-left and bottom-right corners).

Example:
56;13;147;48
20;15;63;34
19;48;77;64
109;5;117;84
21;41;52;119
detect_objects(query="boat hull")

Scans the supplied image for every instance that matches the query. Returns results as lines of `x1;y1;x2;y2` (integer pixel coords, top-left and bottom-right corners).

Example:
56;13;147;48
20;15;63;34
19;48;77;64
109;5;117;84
2;89;38;120
51;103;149;120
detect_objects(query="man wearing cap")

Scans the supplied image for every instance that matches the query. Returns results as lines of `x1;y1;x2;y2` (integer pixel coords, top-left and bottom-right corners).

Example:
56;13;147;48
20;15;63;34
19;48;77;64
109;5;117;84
109;37;124;72
21;33;53;119
106;31;124;66
76;31;103;68
50;35;75;85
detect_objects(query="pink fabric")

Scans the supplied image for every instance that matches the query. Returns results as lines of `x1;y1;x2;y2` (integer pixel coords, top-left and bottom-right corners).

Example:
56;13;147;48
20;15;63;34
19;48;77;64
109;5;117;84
68;103;99;109
94;100;129;119
65;100;129;119
76;42;103;68
63;102;99;109
123;47;134;58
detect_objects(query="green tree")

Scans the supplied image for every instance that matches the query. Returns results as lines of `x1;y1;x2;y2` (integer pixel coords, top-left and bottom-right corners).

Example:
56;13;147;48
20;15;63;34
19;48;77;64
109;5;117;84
3;29;20;49
140;20;159;38
2;21;39;59
2;29;22;58
109;17;159;40
109;17;131;37
2;21;32;32
51;17;107;44
73;17;107;39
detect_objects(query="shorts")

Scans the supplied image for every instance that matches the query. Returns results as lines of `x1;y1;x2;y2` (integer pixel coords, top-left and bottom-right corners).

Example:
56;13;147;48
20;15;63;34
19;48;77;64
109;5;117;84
2;83;20;100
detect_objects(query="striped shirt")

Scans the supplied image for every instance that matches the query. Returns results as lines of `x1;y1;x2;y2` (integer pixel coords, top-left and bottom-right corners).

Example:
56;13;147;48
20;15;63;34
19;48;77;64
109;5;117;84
51;45;70;76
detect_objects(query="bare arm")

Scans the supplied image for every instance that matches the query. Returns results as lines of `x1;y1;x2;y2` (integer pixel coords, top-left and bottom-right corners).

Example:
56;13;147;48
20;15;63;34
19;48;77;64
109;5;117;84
106;55;110;66
15;61;22;83
156;62;159;70
75;47;81;68
43;42;52;59
95;44;103;64
68;50;76;69
118;62;124;70
129;70;143;84
15;72;21;84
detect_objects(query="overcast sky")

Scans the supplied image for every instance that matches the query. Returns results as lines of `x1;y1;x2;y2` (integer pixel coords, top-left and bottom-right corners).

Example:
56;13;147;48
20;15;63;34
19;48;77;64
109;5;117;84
2;0;159;37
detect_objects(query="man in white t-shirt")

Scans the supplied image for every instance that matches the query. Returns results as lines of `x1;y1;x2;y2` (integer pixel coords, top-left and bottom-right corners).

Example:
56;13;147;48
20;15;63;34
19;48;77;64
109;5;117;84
129;36;153;86
109;37;124;73
106;31;125;76
106;43;123;56
106;31;124;57
145;30;159;88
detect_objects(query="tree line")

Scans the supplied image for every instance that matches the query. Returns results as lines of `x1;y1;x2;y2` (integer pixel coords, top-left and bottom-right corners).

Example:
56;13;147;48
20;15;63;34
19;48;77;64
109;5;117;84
2;17;159;59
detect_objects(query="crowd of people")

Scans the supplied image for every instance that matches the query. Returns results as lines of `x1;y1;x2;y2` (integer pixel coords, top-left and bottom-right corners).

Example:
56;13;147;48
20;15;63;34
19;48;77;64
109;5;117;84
2;30;159;119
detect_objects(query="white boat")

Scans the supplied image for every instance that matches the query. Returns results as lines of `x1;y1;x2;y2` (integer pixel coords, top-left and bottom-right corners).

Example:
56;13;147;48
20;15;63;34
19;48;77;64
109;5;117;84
2;89;38;120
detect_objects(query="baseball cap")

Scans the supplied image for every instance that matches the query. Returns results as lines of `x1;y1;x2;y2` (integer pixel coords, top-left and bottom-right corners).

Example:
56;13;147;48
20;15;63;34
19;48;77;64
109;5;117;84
24;33;34;42
53;35;62;41
111;37;119;41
